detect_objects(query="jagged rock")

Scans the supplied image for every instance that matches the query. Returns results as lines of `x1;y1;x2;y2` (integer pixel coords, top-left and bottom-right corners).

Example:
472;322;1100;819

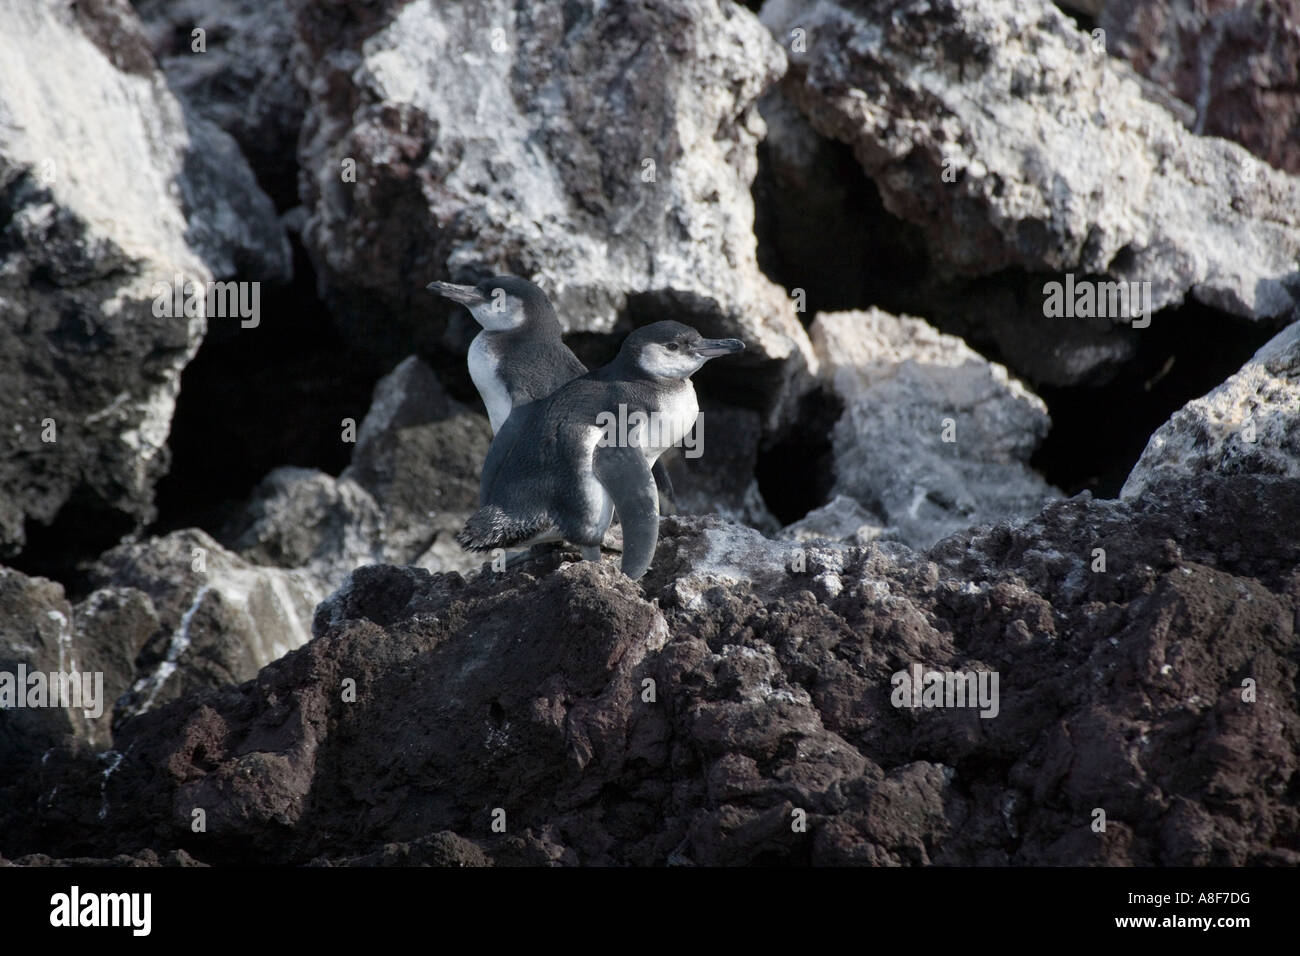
229;356;493;585
11;472;1295;865
811;309;1059;549
0;569;94;771
6;0;1298;872
0;565;156;845
1088;0;1300;177
780;494;886;545
0;0;290;556
290;0;816;425
1;527;322;845
1123;321;1300;498
228;467;387;584
760;0;1300;383
310;831;492;867
134;0;308;204
757;90;1143;387
342;356;489;560
89;529;323;719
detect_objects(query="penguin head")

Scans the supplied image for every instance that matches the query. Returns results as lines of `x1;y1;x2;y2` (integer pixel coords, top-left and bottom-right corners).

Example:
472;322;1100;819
427;275;556;333
622;321;745;379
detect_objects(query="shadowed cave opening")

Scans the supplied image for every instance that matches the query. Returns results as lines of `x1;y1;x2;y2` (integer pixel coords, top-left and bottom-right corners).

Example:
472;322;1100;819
151;236;384;541
747;118;1286;521
1029;304;1280;495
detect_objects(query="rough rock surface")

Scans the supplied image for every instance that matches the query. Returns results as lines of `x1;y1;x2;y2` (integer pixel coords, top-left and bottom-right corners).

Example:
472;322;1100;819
6;472;1296;865
290;0;815;423
0;569;112;770
756;93;1144;388
230;468;387;584
1123;321;1300;498
88;529;324;719
134;0;308;204
0;848;204;867
780;494;886;545
3;0;1297;871
1086;0;1300;177
812;309;1059;549
0;526;320;830
229;356;494;583
0;0;290;555
761;0;1300;372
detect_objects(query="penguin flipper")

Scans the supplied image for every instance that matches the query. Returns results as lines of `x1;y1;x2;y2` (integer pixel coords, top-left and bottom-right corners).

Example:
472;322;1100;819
592;445;659;580
651;459;677;516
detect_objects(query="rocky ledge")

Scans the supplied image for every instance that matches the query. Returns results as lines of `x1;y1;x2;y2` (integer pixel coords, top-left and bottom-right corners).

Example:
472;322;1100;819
4;467;1296;866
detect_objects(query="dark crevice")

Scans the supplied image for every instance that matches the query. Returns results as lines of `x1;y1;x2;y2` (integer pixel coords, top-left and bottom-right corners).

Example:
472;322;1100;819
1053;4;1098;34
151;235;385;539
9;494;137;600
755;386;843;524
753;129;932;321
1030;305;1281;496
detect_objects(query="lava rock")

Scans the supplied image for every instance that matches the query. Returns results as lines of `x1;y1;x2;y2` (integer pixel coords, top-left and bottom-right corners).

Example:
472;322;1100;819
0;570;92;772
9;470;1292;865
812;309;1059;549
229;356;494;585
1123;320;1300;497
289;0;816;426
89;529;324;719
228;467;388;585
756;95;1143;387
134;0;308;206
761;0;1300;380
5;0;1298;872
780;495;887;545
0;0;290;556
1088;0;1300;177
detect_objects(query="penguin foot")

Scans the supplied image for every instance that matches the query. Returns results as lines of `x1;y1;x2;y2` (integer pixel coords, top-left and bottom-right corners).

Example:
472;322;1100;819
503;542;565;570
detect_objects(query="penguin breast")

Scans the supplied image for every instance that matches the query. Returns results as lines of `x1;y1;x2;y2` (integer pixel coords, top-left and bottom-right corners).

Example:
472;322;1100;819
645;386;699;460
468;333;513;434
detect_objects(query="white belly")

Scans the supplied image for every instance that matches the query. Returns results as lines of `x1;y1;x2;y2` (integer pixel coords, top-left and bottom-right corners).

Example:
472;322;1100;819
468;333;513;433
644;387;698;463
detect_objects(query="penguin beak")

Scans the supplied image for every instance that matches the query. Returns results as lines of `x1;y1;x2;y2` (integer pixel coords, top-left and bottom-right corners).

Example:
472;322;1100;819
692;338;745;358
426;281;487;306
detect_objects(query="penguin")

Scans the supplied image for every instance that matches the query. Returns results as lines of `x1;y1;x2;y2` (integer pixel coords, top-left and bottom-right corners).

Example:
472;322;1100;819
427;274;677;511
456;321;744;580
426;275;584;434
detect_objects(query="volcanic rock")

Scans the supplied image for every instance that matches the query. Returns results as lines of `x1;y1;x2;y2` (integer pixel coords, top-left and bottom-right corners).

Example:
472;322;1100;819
1123;320;1300;497
0;0;289;556
290;0;816;425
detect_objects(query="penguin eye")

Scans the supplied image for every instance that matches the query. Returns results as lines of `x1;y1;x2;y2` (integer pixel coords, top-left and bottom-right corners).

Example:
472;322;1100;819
665;343;679;352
